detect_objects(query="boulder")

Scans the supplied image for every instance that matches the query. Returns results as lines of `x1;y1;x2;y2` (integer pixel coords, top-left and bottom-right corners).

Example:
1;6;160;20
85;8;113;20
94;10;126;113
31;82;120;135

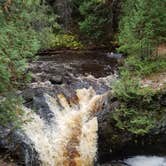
49;75;63;84
0;92;58;165
0;126;40;166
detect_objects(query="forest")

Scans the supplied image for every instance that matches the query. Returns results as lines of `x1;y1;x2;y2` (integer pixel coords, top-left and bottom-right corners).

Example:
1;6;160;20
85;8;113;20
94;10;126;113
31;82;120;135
0;0;166;165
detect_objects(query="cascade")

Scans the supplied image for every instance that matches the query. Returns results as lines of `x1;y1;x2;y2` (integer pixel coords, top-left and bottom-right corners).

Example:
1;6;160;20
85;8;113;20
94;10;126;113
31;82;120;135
22;88;106;166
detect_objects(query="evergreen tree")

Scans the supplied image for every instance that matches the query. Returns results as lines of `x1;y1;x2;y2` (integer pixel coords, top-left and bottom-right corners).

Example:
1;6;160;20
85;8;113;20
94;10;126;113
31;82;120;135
72;0;112;44
118;0;166;56
0;0;55;126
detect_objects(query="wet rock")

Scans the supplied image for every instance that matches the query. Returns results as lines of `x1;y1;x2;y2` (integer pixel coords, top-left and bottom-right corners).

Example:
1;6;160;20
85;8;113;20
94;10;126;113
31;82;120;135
98;161;129;166
22;88;56;122
21;88;44;107
106;52;123;59
32;93;55;123
49;75;63;84
0;91;58;165
12;131;40;166
106;52;124;65
160;94;166;106
97;99;134;163
30;73;41;82
0;126;40;166
0;126;11;147
0;158;16;166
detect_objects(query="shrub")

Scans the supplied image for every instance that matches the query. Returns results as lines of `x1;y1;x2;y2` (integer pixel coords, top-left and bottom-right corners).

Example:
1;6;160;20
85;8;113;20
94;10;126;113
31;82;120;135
50;34;83;49
121;56;166;77
112;105;155;135
0;0;56;126
112;56;165;135
112;0;166;136
112;72;164;135
0;95;23;127
112;69;155;102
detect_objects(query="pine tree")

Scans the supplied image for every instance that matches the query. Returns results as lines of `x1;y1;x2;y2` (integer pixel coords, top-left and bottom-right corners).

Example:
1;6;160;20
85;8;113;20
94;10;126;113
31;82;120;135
118;0;166;56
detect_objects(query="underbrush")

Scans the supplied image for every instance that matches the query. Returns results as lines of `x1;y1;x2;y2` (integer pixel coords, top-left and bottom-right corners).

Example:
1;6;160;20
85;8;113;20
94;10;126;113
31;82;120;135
49;34;83;49
123;56;166;77
0;0;57;127
112;54;166;135
0;95;23;127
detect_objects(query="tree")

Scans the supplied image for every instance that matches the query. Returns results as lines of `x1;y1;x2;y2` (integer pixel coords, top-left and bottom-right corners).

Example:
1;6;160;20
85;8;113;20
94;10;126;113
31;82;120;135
47;0;72;31
118;0;166;57
0;0;55;126
78;0;112;43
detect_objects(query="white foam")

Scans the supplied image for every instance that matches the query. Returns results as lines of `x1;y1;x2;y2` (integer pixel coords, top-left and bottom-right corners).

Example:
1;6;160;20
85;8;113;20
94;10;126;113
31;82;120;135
125;156;166;166
22;88;105;166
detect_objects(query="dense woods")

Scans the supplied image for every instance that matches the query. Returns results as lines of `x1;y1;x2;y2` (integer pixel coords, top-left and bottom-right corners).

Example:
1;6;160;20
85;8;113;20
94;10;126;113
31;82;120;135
0;0;166;131
0;0;164;127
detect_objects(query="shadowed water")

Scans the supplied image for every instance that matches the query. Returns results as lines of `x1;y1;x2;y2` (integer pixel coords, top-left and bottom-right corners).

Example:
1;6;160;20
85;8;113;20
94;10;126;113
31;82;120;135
31;51;118;78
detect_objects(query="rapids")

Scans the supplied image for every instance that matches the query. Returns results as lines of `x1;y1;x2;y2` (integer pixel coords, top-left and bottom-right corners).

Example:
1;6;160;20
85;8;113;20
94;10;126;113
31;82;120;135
124;156;166;166
22;88;107;166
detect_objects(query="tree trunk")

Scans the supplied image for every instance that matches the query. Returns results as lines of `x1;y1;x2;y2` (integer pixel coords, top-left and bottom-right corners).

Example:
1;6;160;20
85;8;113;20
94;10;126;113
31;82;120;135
52;0;72;32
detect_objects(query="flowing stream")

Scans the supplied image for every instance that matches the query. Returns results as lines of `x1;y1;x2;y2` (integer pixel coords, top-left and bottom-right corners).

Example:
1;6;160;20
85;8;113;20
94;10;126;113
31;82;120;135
15;51;165;165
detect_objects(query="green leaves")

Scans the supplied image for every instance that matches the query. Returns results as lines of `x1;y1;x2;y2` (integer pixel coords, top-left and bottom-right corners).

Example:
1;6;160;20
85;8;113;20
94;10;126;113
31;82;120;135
111;0;166;136
111;57;165;136
0;0;56;126
0;0;57;94
113;106;155;135
0;23;40;93
49;34;83;49
118;0;166;56
77;0;112;43
0;94;24;127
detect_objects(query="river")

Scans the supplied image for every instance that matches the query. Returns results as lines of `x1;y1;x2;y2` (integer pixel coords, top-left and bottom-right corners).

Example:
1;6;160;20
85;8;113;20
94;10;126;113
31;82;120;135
1;50;165;166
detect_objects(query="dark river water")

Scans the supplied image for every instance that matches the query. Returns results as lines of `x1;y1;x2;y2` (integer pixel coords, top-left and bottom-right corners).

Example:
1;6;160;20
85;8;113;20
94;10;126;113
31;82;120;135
37;51;118;78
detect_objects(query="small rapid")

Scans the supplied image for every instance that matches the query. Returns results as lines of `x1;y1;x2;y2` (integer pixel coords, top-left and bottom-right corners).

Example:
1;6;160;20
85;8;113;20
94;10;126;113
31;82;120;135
124;156;166;166
22;88;106;166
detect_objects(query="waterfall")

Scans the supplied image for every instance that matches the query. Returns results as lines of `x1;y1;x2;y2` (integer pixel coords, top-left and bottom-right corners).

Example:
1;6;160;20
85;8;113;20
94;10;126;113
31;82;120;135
22;88;106;166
